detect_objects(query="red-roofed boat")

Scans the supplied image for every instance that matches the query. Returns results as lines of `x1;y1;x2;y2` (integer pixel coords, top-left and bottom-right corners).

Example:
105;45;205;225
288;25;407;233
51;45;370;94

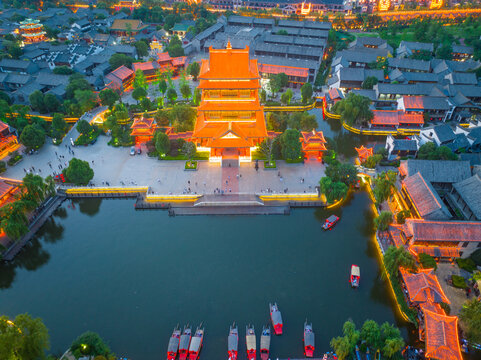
322;215;339;230
246;325;256;360
350;265;360;288
188;325;204;360
179;325;191;360
167;325;181;360
260;326;271;360
228;323;238;360
269;303;283;335
304;321;315;358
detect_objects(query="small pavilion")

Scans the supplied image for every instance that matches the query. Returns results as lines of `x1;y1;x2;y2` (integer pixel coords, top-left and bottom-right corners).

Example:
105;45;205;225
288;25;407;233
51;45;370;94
300;130;327;160
355;145;373;163
130;116;156;144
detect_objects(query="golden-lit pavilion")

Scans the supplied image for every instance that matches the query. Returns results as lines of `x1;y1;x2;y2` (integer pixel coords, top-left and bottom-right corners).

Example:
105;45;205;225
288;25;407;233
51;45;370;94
192;42;267;164
18;19;46;43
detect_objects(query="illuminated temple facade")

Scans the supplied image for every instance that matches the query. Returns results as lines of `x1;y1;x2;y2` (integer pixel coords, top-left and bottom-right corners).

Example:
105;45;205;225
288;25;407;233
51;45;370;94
192;42;267;164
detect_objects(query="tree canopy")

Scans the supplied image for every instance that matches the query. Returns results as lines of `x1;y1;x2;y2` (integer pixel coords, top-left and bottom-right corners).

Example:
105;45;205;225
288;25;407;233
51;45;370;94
71;331;111;359
64;158;94;185
300;83;313;104
155;131;170;156
19;124;45;149
279;129;302;160
332;93;373;127
320;176;348;204
187;62;200;81
109;53;135;69
383;245;416;276
99;89;120;109
374;211;393;231
417;142;458;160
325;161;358;186
459;298;481;344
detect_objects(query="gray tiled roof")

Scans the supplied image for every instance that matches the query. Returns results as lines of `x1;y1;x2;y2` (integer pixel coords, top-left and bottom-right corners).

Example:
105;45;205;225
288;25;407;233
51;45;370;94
388;57;430;72
401;159;471;183
433;124;456;143
453;174;481;220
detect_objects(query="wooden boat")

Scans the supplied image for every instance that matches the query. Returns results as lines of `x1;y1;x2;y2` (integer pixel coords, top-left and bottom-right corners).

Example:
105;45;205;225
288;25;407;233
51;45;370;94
167;325;181;360
269;303;283;335
228;323;238;360
179;325;192;360
246;325;256;360
350;265;360;288
260;325;271;360
322;215;339;230
304;321;315;358
188;325;204;360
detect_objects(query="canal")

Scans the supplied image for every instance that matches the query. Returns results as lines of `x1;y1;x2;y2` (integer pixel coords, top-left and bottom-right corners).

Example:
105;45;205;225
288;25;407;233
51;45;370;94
0;192;412;359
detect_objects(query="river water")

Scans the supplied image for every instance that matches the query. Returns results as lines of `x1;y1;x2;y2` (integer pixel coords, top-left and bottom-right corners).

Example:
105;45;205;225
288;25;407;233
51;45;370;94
0;191;413;359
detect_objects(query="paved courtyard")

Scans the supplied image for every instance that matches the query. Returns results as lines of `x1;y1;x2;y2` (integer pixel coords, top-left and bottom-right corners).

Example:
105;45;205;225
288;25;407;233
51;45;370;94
3;132;325;195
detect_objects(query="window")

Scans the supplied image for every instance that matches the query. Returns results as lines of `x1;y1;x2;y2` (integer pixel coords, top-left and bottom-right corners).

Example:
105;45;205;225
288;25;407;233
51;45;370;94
477;242;481;248
462;242;469;248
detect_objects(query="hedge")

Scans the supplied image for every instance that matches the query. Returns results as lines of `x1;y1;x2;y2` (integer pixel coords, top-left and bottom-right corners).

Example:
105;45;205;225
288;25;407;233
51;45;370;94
456;258;477;273
452;275;467;289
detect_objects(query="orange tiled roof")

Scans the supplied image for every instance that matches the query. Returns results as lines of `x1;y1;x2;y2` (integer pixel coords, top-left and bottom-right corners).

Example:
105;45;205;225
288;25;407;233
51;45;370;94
410;245;460;258
400;268;450;304
131;117;154;129
110;19;147;31
200;46;259;80
131;128;155;136
157;52;172;63
108;65;134;81
258;63;309;78
172;56;187;67
371;110;424;126
423;309;462;360
355;145;373;160
420;301;445;315
132;61;158;72
403;96;424;110
404;219;481;243
0;121;8;133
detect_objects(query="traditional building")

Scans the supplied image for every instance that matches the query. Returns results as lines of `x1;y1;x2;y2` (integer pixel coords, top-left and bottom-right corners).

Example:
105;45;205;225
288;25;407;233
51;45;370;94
422;309;462;360
130;116;156;144
300;130;327;160
355;145;373;163
0;121;19;160
18;19;46;43
105;65;134;92
110;19;148;38
192;42;268;165
400;268;450;305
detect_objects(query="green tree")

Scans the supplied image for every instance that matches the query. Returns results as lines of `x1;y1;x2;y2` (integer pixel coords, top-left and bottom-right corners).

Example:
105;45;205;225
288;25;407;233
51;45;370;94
417;142;457;160
360;320;381;350
260;88;267;103
459;298;481;344
330;320;359;360
187;61;200;81
155;131;170;156
99;89;120;109
132;87;147;103
66;74;92;99
22;173;46;204
0;313;50;360
419;252;437;270
44;94;60;113
133;69;147;90
258;137;275;165
166;35;184;57
362;154;382;169
383;245;416;276
170;104;196;132
134;40;149;57
266;112;287;132
158;78;168;96
109;53;135;69
180;83;192;100
182;141;196;162
332;93;373;127
20;124;45;149
325;162;358;186
320;176;348;203
29;90;46;113
64;158;94;185
193;88;201;106
396;209;410;224
76;119;92;135
380;322;404;358
374;211;393;231
436;43;453;60
0;200;29;240
279;129;302;160
330;336;351;360
300;83;313;104
269;73;288;96
361;76;379;90
372;171;397;204
166;88;178;104
74;89;96;113
70;331;111;358
53;65;73;75
280;89;293;105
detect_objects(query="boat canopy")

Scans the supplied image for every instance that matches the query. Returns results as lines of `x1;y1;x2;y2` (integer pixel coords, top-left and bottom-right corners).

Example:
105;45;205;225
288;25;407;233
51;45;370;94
327;215;338;222
228;335;238;351
189;337;202;352
168;338;179;352
246;335;256;350
271;311;282;325
305;332;315;347
180;335;190;349
352;265;360;277
260;335;271;350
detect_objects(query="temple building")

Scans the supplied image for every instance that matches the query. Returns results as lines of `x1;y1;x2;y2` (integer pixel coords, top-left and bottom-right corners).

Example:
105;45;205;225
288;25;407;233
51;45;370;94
0;121;19;160
18;19;46;43
130;115;156;144
355;145;373;163
300;130;327;160
192;42;268;165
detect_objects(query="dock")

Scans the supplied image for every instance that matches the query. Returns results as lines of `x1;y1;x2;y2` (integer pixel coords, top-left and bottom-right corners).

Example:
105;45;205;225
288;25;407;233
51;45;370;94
2;195;66;261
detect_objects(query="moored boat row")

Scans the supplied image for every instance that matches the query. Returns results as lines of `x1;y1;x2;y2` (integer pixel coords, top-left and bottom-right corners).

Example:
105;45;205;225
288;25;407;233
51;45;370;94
168;324;204;360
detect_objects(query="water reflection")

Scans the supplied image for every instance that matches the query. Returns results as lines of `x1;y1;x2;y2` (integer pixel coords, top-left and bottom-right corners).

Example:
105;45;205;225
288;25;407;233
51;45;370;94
76;198;102;216
0;208;67;289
